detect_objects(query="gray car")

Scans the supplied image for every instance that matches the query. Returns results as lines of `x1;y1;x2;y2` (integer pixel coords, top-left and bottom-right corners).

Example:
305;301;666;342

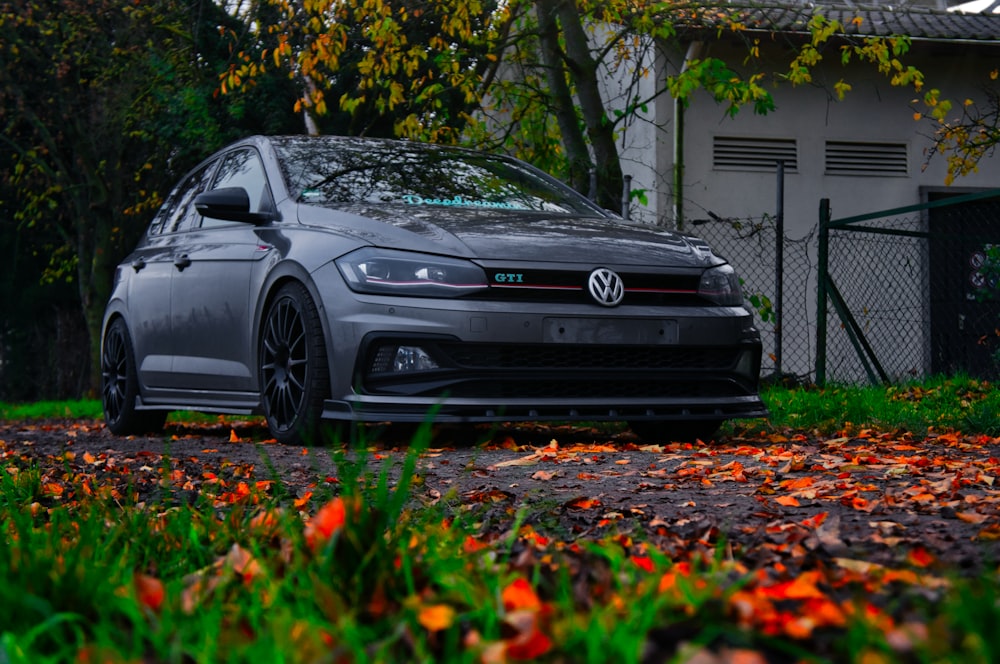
101;135;766;444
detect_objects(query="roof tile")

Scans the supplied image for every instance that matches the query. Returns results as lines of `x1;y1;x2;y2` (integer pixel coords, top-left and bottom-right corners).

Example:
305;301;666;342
676;3;1000;42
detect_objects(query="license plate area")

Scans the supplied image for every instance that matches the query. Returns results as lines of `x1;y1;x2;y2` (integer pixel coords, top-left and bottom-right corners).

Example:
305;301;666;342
543;318;678;344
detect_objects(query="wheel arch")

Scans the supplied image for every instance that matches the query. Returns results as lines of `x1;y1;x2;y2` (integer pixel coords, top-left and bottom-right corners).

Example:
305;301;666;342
99;303;129;356
252;262;336;394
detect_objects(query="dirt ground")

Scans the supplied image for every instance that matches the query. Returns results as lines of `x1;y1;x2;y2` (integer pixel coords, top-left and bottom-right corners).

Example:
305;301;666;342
2;418;999;575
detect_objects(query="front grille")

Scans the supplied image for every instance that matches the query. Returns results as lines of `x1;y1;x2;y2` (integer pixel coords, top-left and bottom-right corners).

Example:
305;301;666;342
438;343;739;370
474;289;704;306
359;340;758;400
473;269;705;306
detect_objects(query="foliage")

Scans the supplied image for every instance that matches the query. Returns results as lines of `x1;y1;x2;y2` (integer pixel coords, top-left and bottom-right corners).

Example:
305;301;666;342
223;0;507;142
916;70;1000;185
0;0;302;399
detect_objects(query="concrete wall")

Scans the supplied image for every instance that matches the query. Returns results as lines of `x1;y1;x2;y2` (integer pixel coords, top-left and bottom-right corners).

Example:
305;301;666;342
669;39;999;232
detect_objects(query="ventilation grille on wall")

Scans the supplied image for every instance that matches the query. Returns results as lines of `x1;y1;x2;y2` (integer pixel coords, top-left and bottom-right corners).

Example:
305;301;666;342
825;141;908;176
712;136;797;172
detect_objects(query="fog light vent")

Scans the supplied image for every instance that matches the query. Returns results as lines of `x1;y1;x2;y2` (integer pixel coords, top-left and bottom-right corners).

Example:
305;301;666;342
370;344;441;374
393;346;439;372
370;346;397;373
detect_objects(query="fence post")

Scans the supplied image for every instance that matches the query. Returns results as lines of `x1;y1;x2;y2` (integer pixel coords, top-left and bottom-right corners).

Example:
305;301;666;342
816;198;830;386
774;162;784;377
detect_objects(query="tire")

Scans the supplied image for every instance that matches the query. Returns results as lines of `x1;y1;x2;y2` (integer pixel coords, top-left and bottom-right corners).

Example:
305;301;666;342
259;282;330;445
628;419;722;444
101;318;167;435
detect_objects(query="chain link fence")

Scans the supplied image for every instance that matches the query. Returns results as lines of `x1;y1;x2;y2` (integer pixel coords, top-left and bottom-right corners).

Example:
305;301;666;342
822;212;927;384
692;217;817;383
691;189;1000;386
819;190;1000;385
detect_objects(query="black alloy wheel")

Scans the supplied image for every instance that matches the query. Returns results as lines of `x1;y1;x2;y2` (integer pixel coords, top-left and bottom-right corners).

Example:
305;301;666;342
102;318;166;435
259;282;329;445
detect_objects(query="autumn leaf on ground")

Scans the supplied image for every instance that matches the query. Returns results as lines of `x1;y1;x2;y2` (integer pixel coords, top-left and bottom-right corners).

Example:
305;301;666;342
418;603;456;632
134;573;165;613
502;578;544;612
304;498;347;550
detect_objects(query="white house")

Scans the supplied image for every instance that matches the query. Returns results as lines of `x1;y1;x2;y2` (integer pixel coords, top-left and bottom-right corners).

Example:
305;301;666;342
611;3;1000;383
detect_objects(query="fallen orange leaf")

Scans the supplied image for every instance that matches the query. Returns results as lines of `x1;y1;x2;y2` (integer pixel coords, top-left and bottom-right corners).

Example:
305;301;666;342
566;497;601;510
134;573;165;612
781;477;814;490
304;498;347;550
293;491;313;509
760;570;826;600
908;547;935;568
502;578;543;612
418;603;456;632
631;555;655;573
503;610;553;660
43;482;64;496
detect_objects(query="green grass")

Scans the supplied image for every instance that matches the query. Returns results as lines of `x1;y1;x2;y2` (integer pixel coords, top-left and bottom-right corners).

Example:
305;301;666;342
0;400;259;426
3;382;1000;662
0;399;104;420
756;374;1000;436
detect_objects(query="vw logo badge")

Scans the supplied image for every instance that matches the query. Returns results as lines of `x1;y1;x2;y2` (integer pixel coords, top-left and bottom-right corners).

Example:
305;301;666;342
588;268;624;307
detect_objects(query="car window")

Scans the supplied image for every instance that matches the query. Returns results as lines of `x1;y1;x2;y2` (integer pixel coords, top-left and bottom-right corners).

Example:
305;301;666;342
151;162;216;235
202;148;272;228
272;137;605;216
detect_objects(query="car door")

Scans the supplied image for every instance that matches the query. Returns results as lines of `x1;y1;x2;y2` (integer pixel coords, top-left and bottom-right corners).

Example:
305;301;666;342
128;162;215;388
168;147;275;391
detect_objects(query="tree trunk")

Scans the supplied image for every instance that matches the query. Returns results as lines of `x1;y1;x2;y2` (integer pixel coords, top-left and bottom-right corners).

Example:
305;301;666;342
80;215;117;397
534;0;592;196
552;0;624;212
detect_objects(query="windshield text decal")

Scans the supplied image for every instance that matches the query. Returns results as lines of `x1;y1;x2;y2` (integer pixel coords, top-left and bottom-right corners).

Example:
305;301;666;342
403;194;529;210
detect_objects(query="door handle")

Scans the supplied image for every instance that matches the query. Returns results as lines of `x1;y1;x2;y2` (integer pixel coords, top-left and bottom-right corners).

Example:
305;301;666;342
131;258;146;272
174;254;192;271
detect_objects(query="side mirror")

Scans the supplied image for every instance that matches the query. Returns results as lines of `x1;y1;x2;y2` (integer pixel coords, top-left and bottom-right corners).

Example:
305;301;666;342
194;187;270;225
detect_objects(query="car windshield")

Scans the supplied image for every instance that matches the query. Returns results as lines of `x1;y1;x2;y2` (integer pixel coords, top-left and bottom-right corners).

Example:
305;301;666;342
271;136;604;216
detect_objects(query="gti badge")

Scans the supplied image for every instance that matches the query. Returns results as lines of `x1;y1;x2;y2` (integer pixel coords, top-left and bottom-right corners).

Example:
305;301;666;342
588;268;624;306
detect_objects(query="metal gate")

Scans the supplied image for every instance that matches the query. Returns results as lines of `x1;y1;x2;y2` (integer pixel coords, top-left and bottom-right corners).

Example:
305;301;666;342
817;188;1000;385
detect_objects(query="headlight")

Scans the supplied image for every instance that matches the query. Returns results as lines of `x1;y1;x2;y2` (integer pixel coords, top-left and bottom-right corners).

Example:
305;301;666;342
698;264;743;306
336;248;488;297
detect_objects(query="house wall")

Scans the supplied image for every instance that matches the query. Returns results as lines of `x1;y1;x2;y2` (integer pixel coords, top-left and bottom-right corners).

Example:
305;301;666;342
624;37;1000;382
673;39;999;230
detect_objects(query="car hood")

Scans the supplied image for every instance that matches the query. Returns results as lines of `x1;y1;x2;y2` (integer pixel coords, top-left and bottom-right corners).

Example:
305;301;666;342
296;203;721;268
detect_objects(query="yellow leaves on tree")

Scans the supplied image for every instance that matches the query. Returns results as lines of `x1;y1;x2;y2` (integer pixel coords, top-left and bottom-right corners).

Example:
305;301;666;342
232;0;507;141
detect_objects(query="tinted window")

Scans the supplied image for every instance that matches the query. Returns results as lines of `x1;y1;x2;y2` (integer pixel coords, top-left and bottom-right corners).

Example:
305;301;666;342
272;137;603;216
153;162;215;235
202;148;271;229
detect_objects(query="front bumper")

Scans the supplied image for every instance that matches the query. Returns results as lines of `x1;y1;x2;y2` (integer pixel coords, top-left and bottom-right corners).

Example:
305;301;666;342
314;271;766;424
